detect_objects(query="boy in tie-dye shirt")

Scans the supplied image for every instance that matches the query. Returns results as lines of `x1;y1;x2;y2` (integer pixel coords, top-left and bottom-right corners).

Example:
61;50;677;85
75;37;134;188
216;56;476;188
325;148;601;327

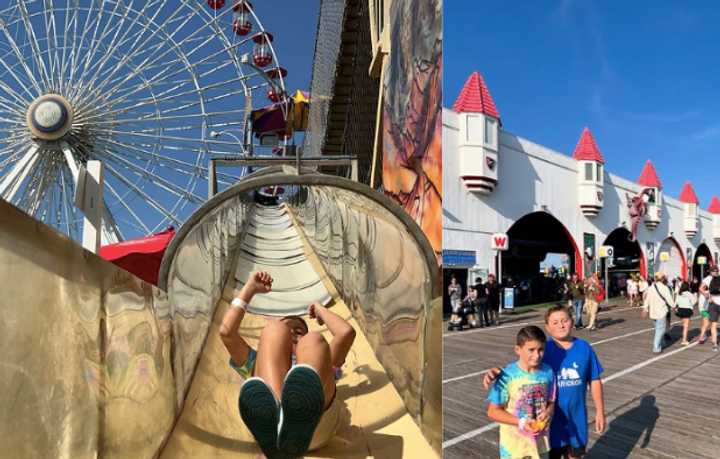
487;326;556;459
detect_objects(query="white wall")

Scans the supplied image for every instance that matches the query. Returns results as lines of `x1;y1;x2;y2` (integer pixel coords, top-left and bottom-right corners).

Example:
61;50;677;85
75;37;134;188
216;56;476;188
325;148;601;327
443;108;717;277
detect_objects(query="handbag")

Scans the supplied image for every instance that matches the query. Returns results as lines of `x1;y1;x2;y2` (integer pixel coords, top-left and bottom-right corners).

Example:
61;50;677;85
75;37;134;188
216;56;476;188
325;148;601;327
653;284;673;314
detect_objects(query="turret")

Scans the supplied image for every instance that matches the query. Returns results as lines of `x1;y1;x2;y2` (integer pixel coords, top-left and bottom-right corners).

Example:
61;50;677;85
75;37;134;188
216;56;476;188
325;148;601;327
572;127;605;217
679;181;699;239
637;160;663;230
454;71;501;194
709;196;720;245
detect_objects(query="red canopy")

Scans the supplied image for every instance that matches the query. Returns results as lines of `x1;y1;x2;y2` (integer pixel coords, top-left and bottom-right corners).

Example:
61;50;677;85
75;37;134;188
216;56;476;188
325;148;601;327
99;228;175;286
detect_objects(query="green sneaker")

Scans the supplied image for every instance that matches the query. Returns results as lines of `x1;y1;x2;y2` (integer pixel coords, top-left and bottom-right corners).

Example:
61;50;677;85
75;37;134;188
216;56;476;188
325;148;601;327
239;377;283;458
278;365;325;457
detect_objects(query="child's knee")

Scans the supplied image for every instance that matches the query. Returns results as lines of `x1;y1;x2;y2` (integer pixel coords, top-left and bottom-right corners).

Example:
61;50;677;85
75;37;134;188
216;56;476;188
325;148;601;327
298;331;327;349
261;320;292;342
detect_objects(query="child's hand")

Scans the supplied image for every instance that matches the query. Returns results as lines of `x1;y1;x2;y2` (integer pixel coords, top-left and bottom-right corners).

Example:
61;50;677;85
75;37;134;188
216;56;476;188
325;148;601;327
248;271;273;294
518;417;542;436
308;303;325;325
482;367;502;390
595;411;606;433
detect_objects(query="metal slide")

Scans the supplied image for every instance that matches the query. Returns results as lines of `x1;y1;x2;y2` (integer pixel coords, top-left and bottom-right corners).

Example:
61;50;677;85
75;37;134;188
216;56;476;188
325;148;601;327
0;169;441;458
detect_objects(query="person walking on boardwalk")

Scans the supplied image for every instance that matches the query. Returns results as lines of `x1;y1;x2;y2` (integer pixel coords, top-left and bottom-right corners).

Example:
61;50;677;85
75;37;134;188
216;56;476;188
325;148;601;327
674;281;695;345
566;274;585;329
699;265;720;351
642;272;675;354
484;305;606;459
486;274;502;326
220;271;356;458
583;273;602;331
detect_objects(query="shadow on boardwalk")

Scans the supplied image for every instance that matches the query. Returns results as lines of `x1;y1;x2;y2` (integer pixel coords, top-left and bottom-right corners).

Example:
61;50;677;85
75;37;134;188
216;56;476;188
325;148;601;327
586;395;659;458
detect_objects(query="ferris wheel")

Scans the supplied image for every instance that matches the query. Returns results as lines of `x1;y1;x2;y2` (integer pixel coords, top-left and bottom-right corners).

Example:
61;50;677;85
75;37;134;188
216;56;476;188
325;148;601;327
0;0;287;243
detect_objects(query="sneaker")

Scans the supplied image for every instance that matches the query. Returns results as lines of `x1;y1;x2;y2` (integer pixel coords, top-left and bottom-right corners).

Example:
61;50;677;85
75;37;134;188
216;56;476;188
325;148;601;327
713;345;719;352
698;337;706;345
681;341;690;346
239;377;281;458
278;364;325;457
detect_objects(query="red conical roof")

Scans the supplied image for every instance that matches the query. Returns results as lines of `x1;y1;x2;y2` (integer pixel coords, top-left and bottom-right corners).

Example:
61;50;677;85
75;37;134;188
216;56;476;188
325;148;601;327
708;196;720;214
571;127;605;164
638;160;662;189
679;181;699;204
452;71;501;121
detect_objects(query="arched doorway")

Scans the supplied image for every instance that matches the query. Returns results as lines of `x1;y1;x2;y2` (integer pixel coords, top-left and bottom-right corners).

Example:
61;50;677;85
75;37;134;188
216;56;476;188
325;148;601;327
501;212;580;306
602;228;645;298
692;243;714;281
656;237;686;281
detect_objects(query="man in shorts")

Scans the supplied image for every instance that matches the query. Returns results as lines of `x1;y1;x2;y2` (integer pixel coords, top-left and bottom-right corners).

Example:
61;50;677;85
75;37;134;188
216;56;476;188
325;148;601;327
699;265;720;351
219;271;357;458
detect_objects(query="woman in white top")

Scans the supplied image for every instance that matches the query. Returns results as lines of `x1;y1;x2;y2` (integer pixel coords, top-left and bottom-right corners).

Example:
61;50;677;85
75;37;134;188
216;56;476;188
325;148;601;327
626;276;638;307
674;281;696;345
642;272;675;353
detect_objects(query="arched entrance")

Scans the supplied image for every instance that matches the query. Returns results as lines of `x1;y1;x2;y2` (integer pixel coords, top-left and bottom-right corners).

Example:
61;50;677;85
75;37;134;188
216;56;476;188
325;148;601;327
692;243;714;281
501;212;580;306
656;237;686;281
602;228;646;298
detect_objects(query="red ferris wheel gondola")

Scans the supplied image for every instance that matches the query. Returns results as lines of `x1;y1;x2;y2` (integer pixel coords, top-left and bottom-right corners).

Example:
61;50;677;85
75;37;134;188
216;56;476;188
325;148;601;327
232;1;253;35
207;0;225;10
252;32;274;67
265;67;287;102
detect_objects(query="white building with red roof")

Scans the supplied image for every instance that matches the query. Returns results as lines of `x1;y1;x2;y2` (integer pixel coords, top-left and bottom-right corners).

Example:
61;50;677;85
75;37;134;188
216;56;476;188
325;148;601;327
443;71;718;304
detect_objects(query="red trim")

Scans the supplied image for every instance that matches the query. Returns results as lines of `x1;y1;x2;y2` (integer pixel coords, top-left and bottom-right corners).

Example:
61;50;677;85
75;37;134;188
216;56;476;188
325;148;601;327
559;221;583;279
639;245;647;278
662;236;687;281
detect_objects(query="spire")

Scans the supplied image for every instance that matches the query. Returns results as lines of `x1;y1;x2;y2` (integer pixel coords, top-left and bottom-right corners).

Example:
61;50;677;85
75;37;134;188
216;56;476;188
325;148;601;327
452;71;501;121
709;196;720;214
571;127;605;164
679;181;699;204
637;160;662;189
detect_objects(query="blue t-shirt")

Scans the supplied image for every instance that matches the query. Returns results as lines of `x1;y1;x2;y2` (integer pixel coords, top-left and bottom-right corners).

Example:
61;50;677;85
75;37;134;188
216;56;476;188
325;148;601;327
543;337;603;448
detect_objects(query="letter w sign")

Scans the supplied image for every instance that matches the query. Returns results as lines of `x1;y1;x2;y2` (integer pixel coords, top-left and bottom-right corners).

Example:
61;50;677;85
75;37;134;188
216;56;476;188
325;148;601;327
491;233;509;251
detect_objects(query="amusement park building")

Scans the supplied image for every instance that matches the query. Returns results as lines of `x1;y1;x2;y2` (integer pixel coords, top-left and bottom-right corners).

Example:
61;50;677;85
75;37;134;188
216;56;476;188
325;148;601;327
443;71;720;289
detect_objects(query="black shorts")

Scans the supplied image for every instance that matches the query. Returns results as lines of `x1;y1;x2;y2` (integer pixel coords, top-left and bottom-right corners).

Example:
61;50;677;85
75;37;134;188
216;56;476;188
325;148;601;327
549;444;587;459
709;302;720;322
675;307;693;318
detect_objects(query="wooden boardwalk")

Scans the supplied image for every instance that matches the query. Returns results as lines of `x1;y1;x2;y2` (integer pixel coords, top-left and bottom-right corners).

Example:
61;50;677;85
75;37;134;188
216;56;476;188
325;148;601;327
443;301;720;458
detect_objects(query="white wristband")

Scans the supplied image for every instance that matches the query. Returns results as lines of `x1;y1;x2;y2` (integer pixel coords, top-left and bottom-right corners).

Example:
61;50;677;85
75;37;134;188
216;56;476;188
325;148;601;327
231;298;248;311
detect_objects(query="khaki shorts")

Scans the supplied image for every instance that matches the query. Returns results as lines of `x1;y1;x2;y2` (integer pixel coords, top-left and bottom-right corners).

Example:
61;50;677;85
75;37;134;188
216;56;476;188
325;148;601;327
308;391;341;451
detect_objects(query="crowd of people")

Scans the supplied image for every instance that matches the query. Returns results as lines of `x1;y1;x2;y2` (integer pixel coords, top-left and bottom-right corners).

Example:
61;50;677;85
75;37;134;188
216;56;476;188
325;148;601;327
447;274;502;330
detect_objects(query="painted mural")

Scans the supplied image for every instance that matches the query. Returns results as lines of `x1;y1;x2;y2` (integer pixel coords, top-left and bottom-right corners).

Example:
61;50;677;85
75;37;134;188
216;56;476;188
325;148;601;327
382;0;442;259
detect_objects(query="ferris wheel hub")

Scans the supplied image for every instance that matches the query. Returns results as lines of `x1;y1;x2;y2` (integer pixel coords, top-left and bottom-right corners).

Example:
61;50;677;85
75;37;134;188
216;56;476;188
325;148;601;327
26;95;74;141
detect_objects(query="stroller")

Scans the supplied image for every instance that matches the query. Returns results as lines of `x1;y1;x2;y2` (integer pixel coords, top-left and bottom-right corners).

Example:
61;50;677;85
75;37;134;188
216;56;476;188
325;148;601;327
447;298;478;331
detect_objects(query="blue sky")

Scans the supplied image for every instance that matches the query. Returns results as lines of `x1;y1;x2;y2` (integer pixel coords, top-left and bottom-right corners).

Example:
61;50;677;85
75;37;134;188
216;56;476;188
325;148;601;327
445;0;720;207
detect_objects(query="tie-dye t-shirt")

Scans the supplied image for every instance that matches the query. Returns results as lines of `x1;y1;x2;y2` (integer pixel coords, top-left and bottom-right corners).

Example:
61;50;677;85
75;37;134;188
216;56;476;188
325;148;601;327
487;362;556;459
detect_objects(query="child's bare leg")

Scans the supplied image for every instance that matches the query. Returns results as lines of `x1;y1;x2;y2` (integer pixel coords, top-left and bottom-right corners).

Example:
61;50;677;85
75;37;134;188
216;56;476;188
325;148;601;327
682;319;689;342
295;332;336;408
255;320;293;400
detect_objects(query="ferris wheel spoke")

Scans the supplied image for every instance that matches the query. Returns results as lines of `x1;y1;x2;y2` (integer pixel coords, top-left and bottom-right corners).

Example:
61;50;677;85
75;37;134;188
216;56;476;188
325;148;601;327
82;2;191;103
77;0;160;103
59;163;80;239
66;0;104;96
103;178;151;235
94;136;239;183
97;147;204;204
25;155;58;217
68;0;121;97
91;108;249;126
16;2;52;91
96;7;234;102
43;0;62;89
0;145;40;202
102;161;181;226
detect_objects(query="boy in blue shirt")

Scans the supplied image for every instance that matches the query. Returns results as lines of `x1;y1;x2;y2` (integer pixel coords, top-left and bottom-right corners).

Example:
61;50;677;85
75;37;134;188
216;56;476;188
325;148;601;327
485;305;606;458
487;326;557;459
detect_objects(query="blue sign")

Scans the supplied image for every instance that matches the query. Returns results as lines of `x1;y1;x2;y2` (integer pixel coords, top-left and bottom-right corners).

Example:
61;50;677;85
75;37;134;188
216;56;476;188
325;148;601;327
503;288;514;309
442;250;476;267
